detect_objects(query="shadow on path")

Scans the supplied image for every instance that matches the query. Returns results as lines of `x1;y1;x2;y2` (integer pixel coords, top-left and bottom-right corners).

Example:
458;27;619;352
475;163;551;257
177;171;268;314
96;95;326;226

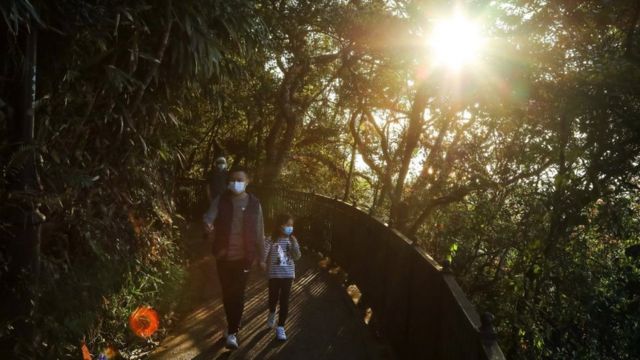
150;224;393;360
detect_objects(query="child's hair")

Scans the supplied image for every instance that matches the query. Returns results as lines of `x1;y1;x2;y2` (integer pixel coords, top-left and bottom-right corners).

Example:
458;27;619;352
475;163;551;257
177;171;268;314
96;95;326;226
271;213;293;240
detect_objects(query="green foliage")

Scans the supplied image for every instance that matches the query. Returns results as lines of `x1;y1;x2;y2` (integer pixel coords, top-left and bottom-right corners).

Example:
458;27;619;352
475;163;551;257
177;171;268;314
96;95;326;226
1;0;262;358
424;183;640;359
3;0;640;359
0;0;42;34
165;3;640;355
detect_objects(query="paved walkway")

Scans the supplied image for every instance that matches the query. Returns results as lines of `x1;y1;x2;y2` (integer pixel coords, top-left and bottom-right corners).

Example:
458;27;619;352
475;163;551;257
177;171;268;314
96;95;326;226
150;224;392;360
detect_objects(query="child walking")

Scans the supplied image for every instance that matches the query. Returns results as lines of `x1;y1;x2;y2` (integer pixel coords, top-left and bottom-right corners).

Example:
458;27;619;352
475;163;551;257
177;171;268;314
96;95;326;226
263;213;301;341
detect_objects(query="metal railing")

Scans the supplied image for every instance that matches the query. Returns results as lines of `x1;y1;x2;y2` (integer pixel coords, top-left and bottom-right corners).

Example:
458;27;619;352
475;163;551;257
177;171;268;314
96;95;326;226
178;181;505;360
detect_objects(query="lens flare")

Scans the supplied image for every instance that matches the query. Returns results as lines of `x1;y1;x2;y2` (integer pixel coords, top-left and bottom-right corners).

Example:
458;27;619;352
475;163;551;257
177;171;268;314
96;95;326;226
129;306;160;338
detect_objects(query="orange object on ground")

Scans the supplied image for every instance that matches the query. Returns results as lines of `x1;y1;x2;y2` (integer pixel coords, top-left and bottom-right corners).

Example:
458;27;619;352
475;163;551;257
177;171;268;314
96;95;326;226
129;306;160;338
81;341;92;360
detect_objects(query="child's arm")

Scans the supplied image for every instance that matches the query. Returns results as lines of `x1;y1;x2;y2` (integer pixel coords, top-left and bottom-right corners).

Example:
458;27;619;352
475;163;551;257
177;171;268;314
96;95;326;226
290;236;301;261
256;203;266;266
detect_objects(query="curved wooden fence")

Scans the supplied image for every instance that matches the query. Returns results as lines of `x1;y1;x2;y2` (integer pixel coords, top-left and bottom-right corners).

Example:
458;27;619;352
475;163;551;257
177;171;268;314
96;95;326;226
176;181;505;360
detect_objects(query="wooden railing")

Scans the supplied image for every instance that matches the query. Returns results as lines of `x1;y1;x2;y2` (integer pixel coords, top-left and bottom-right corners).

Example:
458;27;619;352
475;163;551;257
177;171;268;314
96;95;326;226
177;181;505;360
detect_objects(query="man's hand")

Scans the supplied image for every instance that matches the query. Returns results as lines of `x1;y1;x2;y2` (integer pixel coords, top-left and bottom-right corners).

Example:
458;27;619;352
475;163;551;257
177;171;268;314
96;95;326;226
214;248;227;259
204;222;214;233
259;261;267;271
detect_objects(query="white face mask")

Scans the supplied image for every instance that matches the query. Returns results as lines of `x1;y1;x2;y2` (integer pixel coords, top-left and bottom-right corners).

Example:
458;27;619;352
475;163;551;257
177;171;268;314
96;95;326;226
228;181;246;194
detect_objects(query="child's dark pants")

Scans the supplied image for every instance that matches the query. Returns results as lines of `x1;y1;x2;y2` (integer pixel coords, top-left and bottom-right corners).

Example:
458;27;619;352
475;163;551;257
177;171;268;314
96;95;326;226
268;278;293;326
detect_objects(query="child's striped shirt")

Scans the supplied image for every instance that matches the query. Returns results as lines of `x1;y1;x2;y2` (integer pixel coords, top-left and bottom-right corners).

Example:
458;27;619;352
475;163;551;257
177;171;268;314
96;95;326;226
264;236;301;279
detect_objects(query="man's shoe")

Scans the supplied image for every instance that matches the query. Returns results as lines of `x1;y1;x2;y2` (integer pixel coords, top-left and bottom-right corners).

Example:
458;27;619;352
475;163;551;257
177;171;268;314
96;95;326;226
275;326;287;341
266;312;276;328
226;333;239;349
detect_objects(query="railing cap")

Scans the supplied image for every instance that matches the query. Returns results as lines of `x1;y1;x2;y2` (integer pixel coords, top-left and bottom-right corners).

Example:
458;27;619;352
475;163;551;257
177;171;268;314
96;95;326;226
442;258;453;273
480;312;497;343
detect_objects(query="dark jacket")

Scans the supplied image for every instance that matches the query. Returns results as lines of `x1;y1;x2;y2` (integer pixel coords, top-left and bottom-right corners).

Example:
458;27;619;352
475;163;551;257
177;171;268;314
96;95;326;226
212;191;262;267
207;168;228;200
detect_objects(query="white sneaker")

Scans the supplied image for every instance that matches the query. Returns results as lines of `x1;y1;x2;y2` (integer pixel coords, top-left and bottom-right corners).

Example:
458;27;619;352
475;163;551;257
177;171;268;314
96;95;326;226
266;311;276;328
275;326;287;341
226;333;239;349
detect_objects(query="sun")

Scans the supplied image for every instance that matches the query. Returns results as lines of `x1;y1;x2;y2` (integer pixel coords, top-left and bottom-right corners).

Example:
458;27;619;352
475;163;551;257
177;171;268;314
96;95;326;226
428;15;485;70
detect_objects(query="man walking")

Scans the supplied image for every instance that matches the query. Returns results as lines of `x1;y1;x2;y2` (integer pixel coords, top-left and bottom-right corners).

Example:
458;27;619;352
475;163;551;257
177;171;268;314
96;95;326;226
206;156;228;201
203;165;265;349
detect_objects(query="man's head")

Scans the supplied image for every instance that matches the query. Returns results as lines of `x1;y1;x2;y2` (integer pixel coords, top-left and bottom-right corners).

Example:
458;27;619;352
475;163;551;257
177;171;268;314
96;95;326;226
227;165;249;194
214;156;227;170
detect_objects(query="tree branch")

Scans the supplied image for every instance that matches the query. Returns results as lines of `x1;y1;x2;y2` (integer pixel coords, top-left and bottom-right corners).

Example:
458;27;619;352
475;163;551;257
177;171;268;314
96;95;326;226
349;111;377;171
130;0;173;117
624;1;640;63
362;110;391;163
408;159;553;236
394;82;429;201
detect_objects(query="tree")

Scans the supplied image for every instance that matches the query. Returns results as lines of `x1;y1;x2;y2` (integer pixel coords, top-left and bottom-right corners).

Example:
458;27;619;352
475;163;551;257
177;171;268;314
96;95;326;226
1;0;265;357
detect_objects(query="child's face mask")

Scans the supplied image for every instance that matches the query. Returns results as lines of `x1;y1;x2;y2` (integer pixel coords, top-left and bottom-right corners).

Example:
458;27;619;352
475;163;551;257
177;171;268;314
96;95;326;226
228;181;246;194
282;226;294;236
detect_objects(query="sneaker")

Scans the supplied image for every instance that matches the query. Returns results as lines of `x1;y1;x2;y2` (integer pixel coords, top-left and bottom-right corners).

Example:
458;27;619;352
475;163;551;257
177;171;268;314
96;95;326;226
226;333;239;349
266;312;276;328
275;326;287;341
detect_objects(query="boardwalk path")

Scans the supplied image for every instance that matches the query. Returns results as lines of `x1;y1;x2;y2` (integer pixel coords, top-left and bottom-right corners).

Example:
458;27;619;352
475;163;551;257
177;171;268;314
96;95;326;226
151;224;392;360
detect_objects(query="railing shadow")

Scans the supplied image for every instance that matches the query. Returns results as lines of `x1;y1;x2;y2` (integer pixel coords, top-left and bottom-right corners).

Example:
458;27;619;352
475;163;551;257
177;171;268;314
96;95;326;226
152;223;390;360
255;186;505;360
173;181;505;359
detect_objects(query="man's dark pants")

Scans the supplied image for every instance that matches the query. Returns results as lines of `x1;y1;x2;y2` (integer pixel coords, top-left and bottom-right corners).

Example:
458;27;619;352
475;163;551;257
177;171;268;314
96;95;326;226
216;259;249;334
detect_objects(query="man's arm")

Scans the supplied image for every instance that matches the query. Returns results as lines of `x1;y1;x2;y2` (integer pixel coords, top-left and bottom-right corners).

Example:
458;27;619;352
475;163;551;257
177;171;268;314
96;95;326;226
256;203;266;265
203;195;220;228
205;172;214;200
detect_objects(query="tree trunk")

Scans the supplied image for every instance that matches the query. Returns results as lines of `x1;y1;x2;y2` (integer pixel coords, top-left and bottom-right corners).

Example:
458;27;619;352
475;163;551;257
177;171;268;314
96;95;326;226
343;140;357;201
262;64;304;187
0;23;43;355
389;82;430;229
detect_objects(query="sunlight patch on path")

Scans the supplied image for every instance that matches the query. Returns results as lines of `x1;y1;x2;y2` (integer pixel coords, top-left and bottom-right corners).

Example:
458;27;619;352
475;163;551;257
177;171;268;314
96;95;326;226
151;255;393;360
